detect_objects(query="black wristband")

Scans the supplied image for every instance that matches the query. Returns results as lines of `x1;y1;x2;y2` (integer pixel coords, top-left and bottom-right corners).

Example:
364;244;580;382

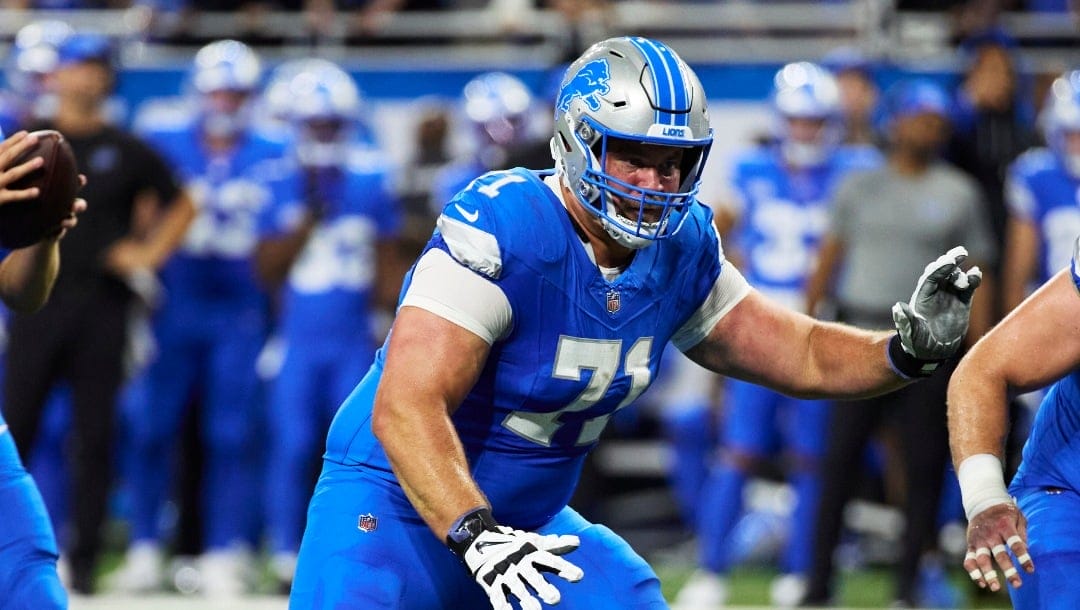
887;334;940;379
446;507;499;558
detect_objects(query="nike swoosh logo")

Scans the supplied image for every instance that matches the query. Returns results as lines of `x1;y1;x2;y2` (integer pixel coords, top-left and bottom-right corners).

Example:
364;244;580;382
454;203;480;223
475;540;510;552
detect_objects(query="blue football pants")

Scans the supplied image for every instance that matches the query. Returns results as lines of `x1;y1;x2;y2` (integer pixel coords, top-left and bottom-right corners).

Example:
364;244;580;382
0;417;67;609
1008;486;1080;610
290;462;668;609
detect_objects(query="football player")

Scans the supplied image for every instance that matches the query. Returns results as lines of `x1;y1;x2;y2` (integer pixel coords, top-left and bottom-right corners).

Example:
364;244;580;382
290;37;981;610
1001;69;1080;313
948;233;1080;609
677;61;882;609
252;58;403;589
114;39;284;595
0;128;85;609
0;20;73;135
430;71;534;214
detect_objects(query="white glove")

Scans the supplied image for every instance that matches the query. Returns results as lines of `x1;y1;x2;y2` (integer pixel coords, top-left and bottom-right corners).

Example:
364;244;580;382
448;508;584;610
889;246;982;376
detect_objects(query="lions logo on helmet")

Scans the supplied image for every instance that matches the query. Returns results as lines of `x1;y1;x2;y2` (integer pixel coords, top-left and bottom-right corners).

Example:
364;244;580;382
552;36;712;250
556;60;611;114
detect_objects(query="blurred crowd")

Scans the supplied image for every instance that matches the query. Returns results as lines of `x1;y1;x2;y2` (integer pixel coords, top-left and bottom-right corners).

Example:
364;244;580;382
0;0;1077;51
0;3;1077;608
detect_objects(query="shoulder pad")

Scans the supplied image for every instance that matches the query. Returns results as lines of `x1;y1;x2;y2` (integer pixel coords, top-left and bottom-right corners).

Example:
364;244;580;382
434;169;554;279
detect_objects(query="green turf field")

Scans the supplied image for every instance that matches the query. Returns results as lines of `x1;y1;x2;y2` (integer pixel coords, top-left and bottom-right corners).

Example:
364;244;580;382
655;563;1013;608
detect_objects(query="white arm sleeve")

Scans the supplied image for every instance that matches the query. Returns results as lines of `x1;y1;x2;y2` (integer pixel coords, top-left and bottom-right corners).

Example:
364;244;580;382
399;248;512;344
671;261;752;352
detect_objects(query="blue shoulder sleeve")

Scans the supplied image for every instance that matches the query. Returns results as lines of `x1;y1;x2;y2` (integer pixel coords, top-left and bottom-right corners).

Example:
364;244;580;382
432;168;560;281
433;171;511;279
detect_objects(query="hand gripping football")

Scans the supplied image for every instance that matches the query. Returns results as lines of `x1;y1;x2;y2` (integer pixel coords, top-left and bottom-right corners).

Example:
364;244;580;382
0;130;81;248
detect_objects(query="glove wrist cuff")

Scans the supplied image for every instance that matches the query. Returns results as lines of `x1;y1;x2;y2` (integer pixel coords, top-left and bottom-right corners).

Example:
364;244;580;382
887;334;940;379
446;506;498;558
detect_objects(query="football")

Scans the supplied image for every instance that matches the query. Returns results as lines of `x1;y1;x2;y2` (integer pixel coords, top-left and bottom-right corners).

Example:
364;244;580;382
0;130;81;249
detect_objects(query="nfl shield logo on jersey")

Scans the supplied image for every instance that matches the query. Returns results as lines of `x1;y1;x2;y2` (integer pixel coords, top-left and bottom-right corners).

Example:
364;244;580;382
358;513;378;533
606;289;621;314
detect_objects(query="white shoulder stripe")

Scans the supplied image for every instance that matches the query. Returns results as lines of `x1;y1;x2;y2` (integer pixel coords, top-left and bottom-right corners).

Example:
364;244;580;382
671;262;752;352
437;215;503;279
1072;235;1080;294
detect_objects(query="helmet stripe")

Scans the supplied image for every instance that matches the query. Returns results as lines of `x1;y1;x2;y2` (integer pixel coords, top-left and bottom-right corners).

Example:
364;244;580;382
629;37;689;127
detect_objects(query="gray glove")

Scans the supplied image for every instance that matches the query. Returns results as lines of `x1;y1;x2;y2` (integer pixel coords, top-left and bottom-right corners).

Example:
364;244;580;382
891;246;982;369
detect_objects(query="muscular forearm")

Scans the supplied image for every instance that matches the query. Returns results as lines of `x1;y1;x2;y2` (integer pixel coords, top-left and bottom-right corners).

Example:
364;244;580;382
689;292;910;400
0;237;60;312
947;349;1010;467
950;270;1080;465
370;306;494;540
373;392;488;538
797;322;910;399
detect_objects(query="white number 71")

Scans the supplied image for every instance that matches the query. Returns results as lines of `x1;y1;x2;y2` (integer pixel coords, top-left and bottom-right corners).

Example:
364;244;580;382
502;336;653;446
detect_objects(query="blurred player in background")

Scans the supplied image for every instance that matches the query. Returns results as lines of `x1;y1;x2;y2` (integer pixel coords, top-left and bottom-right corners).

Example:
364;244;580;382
114;39;282;596
0;20;73;135
429;71;535;214
948;233;1080;609
676;61;882;609
803;78;996;608
0;128;86;610
2;33;193;594
252;58;403;590
289;36;981;610
1001;69;1080;314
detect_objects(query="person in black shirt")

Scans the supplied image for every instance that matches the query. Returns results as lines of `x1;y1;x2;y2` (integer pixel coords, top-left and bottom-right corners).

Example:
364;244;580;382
1;33;194;594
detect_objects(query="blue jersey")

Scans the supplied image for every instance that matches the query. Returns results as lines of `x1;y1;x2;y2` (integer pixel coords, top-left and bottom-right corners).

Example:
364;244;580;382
1006;149;1080;284
142;121;286;311
728;145;881;307
431;159;487;214
325;168;724;529
259;151;401;342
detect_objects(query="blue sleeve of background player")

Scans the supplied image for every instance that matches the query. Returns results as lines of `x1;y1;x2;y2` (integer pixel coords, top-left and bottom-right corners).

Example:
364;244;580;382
256;172;306;240
369;169;403;240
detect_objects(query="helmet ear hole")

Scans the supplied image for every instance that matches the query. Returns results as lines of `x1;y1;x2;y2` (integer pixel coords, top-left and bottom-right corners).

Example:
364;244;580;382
556;132;572;154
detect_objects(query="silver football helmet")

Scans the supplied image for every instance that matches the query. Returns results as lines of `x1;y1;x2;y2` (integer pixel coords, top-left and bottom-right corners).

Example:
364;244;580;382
552;36;712;249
